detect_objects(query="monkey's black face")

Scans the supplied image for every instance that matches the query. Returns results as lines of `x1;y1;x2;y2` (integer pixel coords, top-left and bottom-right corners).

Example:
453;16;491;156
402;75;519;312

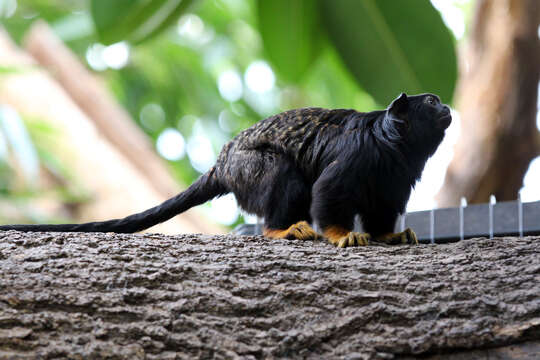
385;92;451;150
412;93;452;130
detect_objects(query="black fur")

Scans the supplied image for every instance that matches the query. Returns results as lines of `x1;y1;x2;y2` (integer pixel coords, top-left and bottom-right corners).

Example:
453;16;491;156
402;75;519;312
0;171;225;233
0;93;451;238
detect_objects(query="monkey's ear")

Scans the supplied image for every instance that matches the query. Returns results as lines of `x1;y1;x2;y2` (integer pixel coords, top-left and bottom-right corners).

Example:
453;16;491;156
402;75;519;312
387;93;409;120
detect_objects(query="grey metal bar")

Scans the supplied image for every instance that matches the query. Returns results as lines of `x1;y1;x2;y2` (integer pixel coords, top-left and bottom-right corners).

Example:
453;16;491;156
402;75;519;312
430;208;435;244
489;195;495;239
234;200;540;243
518;193;523;238
459;197;466;241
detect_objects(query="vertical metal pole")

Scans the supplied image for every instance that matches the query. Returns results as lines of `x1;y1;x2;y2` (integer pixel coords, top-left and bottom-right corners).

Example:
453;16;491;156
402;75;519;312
400;213;406;232
489;195;495;239
460;197;466;241
256;217;263;235
430;208;435;244
518;192;523;238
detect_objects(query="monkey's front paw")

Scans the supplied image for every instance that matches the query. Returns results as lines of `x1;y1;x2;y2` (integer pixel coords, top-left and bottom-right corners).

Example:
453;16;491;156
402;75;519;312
323;226;371;248
374;228;418;245
330;232;371;248
263;221;319;240
287;221;320;240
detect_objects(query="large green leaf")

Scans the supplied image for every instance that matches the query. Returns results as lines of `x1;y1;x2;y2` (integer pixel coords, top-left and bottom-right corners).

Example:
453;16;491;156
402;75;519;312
257;0;323;82
320;0;457;105
90;0;195;45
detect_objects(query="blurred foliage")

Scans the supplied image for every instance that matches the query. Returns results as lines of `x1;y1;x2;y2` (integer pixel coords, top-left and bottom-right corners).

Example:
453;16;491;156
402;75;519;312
0;104;88;224
257;0;323;83
91;0;196;45
1;0;458;226
320;0;457;104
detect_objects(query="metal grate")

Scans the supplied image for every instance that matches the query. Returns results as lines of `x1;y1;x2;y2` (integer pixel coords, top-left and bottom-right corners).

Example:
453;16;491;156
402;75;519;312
234;199;540;244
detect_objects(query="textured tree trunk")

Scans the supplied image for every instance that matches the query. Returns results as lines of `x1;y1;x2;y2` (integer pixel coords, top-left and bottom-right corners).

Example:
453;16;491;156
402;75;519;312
0;231;539;359
437;0;540;206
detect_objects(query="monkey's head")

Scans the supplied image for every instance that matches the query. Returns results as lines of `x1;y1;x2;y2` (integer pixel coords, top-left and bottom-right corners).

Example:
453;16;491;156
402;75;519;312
384;92;451;154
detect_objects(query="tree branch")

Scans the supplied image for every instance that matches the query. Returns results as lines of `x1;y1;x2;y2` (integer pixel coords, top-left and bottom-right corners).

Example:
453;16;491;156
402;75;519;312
438;0;540;206
1;231;539;359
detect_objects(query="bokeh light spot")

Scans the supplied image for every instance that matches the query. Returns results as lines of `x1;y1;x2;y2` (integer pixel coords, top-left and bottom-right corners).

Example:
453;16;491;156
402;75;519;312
156;128;186;161
102;42;130;69
86;43;107;71
178;14;204;40
245;60;275;94
140;103;166;132
209;194;239;225
218;70;243;102
187;132;216;173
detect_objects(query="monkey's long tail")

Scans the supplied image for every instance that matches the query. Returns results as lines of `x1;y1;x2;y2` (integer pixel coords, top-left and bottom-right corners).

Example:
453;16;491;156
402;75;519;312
0;170;226;233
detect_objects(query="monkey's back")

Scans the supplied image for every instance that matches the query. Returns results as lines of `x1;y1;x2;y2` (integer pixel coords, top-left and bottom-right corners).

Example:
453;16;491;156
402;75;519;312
217;107;359;175
212;107;372;217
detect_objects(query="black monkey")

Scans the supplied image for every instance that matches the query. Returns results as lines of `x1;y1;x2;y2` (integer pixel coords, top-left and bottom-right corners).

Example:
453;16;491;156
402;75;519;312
0;93;451;247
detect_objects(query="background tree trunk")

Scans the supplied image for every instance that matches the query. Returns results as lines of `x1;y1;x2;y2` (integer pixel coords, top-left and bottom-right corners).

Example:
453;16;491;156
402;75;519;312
1;231;539;359
437;0;540;207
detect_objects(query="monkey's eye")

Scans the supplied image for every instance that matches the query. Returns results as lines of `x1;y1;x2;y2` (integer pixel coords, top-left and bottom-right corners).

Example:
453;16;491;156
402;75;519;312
425;96;438;105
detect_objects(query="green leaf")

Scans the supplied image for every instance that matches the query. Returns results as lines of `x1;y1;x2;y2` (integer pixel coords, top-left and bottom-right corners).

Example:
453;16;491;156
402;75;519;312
257;0;323;82
90;0;195;45
0;65;32;74
0;66;19;74
320;0;457;105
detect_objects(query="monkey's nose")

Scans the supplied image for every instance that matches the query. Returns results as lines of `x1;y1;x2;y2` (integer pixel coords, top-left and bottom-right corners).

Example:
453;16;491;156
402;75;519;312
441;106;450;116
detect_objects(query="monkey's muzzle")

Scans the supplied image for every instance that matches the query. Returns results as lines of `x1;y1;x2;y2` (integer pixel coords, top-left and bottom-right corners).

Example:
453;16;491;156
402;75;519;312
437;107;452;129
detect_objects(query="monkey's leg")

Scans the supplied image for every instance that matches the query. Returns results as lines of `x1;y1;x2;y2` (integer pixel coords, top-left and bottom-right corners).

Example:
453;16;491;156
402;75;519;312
262;160;319;240
373;228;418;245
310;165;370;248
220;149;319;240
361;212;418;245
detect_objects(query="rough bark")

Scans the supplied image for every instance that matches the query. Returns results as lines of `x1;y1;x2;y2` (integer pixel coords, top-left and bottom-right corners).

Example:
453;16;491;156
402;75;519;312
0;231;538;359
437;0;540;206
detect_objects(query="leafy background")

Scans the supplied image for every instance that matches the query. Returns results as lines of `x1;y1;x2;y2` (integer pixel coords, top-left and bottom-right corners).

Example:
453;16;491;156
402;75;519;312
0;0;461;227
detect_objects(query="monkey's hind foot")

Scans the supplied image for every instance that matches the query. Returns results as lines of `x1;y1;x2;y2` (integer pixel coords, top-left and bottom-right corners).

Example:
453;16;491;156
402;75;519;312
324;226;371;248
263;221;319;240
374;228;418;245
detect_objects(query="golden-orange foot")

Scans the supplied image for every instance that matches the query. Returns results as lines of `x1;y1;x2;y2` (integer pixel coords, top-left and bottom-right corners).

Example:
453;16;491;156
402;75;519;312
374;227;418;245
324;226;371;248
263;221;319;240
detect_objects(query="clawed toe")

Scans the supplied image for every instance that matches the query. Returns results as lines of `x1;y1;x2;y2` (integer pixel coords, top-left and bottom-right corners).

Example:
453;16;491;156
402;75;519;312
288;221;319;240
263;221;320;240
374;228;418;245
332;232;371;248
402;228;418;244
